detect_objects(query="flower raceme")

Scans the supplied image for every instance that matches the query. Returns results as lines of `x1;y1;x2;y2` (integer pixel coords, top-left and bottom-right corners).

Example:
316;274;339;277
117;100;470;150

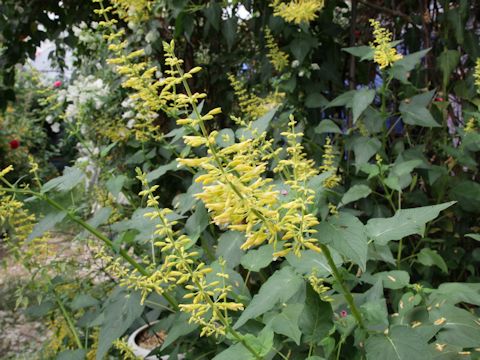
369;19;403;69
271;0;325;24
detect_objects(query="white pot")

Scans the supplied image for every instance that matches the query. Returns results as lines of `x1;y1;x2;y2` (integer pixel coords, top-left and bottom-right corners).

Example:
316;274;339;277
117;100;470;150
127;321;185;360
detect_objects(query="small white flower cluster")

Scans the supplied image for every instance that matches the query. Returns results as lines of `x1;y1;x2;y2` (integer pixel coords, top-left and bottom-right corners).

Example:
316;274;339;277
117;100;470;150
58;75;109;123
72;21;101;48
333;6;350;29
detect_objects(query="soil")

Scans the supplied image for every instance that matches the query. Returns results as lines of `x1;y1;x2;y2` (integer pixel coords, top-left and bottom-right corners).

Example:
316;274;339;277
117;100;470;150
137;327;167;350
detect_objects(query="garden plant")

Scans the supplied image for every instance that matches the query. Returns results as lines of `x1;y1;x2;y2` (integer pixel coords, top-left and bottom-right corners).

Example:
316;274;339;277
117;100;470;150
1;0;480;359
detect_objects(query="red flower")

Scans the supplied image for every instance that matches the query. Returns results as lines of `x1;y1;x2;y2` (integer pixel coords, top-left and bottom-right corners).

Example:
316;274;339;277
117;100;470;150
340;310;348;318
53;80;62;88
9;139;20;150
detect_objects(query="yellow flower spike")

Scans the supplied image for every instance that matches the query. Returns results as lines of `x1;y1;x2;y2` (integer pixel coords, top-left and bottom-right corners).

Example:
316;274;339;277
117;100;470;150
465;117;477;133
474;58;480;91
264;28;289;72
319;137;341;189
0;165;14;178
369;19;403;69
271;0;325;24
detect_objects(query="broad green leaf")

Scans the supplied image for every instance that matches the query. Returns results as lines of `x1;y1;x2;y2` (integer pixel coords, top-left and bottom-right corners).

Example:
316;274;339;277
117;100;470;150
391;159;423;177
185;202;209;242
437;50;460;88
352;136;382;168
240;244;274;272
449;180;480;212
222;17;237;51
28;211;67;241
340;184;372;207
234;266;303;329
242;326;274;357
299;285;333;344
216;231;245;268
216;128;235;148
161;313;197;350
342;45;373;59
236;107;277;140
466;233;480;241
286;248;342;276
212;343;255;360
315;119;342;134
392;49;430;83
429;283;480;306
352;88;376;123
96;289;144;360
371;270;410;290
400;91;439;127
266;304;304;345
305;93;329;108
146;160;178;182
41;167;85;193
100;142;117;158
57;350;86;360
416;248;448;273
324;90;355;109
430;304;480;348
106;175;126;198
87;207;112;229
314;213;368;270
365;325;430;360
366;202;456;245
71;294;98;311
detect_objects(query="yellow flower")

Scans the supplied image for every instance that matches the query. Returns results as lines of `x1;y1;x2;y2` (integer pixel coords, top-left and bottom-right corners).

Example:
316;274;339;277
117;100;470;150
465;117;477;133
271;0;325;24
319;137;341;189
474;58;480;91
369;19;403;69
265;28;289;72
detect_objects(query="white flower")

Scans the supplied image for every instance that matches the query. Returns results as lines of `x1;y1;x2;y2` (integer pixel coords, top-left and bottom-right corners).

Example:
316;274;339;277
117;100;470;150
46;115;53;124
292;60;300;68
50;122;61;133
127;119;136;128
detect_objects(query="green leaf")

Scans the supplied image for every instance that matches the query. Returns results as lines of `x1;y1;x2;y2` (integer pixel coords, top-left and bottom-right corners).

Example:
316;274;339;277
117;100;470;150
438;50;460;88
286;249;342;276
71;294;98;311
430;304;480;348
243;326;274;356
315;119;342;134
56;350;86;360
305;93;329;108
28;211;67;241
96;289;144;360
222;17;237;51
41;167;85;193
240;244;274;272
146;160;178;182
466;233;480;242
161;313;197;350
216;128;235;148
340;184;372;207
371;270;410;290
352;88;376;123
366;202;456;245
100;142;117;158
266;304;304;345
365;325;430;360
314;213;368;270
342;45;374;59
324;90;355;109
299;285;333;344
429;283;480;307
416;248;448;273
400;91;439;127
216;231;245;268
185;203;209;242
449;180;480;212
392;49;431;83
236;107;277;139
212;343;255;360
234;266;303;329
87;207;112;229
352;136;382;168
106;175;127;198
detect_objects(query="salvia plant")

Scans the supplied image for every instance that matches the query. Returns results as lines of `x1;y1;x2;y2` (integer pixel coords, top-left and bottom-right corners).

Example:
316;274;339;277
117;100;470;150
1;0;480;359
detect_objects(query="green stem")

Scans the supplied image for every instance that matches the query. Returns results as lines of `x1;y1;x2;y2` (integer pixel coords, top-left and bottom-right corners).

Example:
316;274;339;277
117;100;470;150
318;243;365;330
397;238;403;269
52;287;83;349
